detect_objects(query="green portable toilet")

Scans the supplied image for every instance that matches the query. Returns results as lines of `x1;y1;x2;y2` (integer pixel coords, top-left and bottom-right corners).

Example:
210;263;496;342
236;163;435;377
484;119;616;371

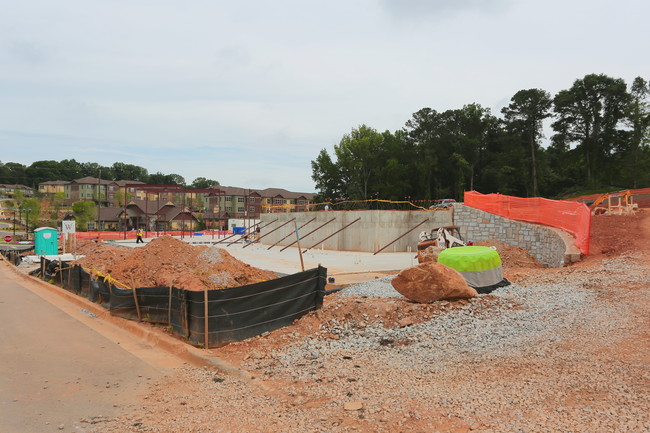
34;227;59;256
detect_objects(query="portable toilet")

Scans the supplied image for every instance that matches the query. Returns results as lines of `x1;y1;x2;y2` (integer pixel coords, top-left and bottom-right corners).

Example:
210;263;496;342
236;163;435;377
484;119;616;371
34;227;59;256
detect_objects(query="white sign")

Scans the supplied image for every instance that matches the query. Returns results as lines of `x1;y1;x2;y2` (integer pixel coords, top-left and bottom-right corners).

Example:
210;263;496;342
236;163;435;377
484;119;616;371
62;220;76;234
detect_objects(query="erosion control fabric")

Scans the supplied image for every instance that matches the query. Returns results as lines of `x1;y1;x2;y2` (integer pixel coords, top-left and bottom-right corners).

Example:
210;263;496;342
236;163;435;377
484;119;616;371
438;246;510;294
41;258;327;347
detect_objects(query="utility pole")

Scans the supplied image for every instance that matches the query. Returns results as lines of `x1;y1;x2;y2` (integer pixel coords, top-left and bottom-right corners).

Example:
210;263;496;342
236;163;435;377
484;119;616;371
96;170;101;233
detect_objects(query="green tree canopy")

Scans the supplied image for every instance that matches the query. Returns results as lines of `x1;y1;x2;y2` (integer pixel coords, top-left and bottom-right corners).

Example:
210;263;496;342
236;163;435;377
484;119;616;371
552;74;630;186
502;89;553;196
72;201;97;231
189;177;220;189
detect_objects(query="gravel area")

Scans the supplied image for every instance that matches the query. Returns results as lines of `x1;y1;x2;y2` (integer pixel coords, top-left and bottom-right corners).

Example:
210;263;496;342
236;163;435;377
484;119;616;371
98;251;650;433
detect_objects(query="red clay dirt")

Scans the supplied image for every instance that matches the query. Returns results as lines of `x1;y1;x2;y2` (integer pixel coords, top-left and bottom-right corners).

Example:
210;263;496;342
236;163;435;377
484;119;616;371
73;236;276;291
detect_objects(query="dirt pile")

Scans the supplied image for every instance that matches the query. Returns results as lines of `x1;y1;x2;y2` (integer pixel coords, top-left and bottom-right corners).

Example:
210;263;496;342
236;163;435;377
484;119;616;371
73;236;276;291
473;239;545;269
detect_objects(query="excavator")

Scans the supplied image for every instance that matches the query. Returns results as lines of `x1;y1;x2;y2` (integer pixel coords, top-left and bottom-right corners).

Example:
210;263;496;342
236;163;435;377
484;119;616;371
590;190;638;215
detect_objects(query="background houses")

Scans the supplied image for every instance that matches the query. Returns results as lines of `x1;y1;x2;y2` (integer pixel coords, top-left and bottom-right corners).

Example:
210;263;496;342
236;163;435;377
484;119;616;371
37;177;314;232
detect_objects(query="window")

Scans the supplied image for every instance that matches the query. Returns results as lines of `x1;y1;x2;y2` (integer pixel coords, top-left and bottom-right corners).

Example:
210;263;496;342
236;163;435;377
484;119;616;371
249;197;256;203
237;197;245;203
225;196;232;202
249;206;255;212
226;206;232;212
237;207;244;213
274;199;283;205
298;200;306;205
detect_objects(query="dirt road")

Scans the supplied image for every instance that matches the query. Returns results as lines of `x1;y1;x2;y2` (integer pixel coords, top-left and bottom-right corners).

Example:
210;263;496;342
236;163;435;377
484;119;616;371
0;264;184;433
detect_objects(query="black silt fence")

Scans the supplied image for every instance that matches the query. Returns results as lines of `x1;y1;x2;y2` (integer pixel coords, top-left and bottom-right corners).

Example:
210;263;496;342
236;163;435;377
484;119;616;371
188;266;326;347
38;258;326;348
109;286;190;339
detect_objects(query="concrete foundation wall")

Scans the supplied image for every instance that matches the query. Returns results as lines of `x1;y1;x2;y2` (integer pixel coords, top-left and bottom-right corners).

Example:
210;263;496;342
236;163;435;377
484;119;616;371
260;210;452;253
453;204;568;267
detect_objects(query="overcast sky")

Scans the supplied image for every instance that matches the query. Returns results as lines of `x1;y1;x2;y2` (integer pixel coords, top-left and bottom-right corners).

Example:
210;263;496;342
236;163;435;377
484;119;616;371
1;0;647;192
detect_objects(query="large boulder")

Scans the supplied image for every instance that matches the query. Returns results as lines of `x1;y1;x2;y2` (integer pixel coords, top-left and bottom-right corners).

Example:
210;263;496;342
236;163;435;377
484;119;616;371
391;262;478;303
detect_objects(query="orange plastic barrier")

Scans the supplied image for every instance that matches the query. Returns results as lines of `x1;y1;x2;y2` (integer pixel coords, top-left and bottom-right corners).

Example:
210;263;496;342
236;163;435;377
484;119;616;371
75;230;231;240
463;191;591;255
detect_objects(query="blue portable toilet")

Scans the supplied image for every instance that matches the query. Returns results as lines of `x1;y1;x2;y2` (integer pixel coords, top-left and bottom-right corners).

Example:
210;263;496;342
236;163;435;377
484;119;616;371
34;227;59;256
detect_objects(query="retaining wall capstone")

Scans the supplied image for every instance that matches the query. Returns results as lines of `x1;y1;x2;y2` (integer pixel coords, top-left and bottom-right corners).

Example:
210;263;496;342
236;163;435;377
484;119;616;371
453;204;569;267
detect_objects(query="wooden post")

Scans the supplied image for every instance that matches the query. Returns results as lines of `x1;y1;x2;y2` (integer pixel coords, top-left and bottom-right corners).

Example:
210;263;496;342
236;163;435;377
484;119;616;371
295;224;305;272
204;289;209;350
131;276;142;321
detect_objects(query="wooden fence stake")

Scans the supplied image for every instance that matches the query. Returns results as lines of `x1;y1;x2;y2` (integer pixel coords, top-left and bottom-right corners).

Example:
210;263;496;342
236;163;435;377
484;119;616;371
294;224;305;272
131;276;142;321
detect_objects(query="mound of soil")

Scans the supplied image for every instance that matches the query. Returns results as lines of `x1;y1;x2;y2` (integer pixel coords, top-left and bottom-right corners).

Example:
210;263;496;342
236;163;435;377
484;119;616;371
473;239;545;269
73;236;276;291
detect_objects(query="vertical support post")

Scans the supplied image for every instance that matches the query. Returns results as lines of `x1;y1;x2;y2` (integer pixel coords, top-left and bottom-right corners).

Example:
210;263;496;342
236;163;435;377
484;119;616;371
295;224;305;272
131;277;142;321
123;185;128;240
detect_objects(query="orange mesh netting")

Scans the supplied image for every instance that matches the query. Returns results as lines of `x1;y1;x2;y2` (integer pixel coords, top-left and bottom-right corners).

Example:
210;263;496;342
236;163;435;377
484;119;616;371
463;191;591;255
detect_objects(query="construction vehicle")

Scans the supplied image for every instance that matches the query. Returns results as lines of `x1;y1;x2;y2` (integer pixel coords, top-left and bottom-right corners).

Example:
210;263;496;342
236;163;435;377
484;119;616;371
590;190;638;215
416;226;467;263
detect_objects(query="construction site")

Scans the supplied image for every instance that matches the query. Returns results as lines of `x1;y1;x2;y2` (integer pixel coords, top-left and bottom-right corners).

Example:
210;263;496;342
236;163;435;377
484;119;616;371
1;190;649;433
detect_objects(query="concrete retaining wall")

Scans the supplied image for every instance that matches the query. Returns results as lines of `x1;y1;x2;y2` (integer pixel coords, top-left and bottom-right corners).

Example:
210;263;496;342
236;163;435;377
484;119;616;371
453;204;569;267
260;206;577;267
260;210;452;253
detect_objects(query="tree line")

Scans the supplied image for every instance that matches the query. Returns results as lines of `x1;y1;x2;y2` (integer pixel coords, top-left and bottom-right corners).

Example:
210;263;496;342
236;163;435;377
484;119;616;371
311;74;650;202
0;160;220;189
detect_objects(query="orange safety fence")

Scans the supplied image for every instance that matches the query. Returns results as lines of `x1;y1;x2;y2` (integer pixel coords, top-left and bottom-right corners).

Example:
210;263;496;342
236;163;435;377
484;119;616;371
75;230;232;240
464;191;591;255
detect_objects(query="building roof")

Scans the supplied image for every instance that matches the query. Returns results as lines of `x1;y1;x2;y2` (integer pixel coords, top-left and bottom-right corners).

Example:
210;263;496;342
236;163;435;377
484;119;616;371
259;188;315;200
0;183;33;190
217;186;261;196
98;207;124;221
72;176;113;185
39;180;70;186
113;180;146;187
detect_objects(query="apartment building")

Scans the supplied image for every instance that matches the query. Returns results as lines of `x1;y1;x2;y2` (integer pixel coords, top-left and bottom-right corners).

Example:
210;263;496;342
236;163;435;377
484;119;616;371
38;180;68;195
259;188;314;213
0;183;34;199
